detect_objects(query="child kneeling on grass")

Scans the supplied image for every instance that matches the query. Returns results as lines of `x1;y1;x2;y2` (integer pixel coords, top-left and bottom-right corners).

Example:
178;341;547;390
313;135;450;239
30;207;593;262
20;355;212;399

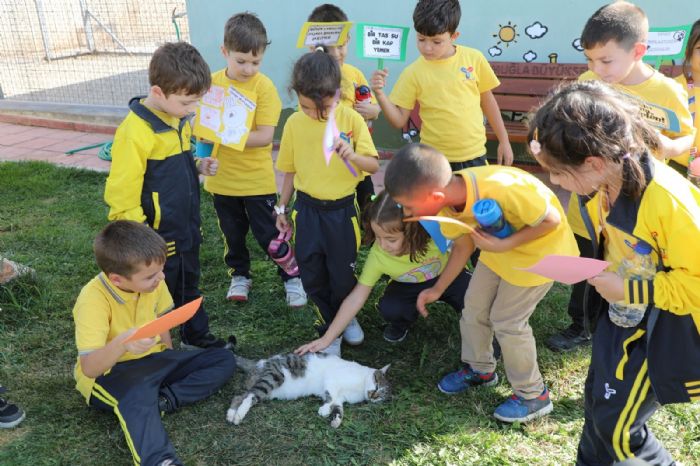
72;221;236;466
295;190;470;354
384;143;577;423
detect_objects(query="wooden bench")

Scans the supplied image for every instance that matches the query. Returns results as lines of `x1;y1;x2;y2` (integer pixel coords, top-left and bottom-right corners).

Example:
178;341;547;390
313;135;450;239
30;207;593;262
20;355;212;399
402;61;684;145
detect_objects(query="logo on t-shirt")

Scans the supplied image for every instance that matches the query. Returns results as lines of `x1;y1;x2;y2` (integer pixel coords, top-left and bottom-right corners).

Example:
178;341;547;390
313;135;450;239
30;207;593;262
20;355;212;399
460;66;475;81
395;258;442;283
339;131;353;143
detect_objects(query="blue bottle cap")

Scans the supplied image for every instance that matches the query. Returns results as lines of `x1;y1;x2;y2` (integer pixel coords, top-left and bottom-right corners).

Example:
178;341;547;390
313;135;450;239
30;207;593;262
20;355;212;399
472;199;503;227
633;240;652;255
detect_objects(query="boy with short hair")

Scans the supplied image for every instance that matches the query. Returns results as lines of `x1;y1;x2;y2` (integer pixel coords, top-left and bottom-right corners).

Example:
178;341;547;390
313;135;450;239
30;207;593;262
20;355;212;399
72;221;236;466
384;143;578;423
105;42;230;349
549;1;696;351
201;12;307;306
371;0;513;170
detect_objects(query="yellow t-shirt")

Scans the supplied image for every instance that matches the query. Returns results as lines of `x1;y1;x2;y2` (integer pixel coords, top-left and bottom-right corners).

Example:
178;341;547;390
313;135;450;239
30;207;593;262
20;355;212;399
340;63;376;109
570;69;696;238
358;240;448;286
674;74;699;162
438;166;578;287
72;274;173;403
389;45;500;162
203;70;282;196
276;104;378;200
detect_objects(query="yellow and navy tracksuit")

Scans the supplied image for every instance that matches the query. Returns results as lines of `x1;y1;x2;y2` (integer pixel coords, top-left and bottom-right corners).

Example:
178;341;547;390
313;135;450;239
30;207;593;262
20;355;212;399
576;153;700;465
104;98;210;345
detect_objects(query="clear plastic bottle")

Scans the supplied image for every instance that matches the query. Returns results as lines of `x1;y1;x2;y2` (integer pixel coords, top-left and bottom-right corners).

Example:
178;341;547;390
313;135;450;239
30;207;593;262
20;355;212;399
608;241;655;327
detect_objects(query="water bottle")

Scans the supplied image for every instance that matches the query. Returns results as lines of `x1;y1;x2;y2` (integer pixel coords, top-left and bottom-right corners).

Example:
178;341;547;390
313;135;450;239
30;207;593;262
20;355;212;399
472;199;513;238
268;231;300;277
355;84;373;132
608;241;655;328
194;140;213;158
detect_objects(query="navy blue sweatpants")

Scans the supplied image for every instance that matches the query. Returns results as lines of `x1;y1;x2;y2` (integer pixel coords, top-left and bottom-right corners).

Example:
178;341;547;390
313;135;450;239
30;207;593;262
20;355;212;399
89;348;236;466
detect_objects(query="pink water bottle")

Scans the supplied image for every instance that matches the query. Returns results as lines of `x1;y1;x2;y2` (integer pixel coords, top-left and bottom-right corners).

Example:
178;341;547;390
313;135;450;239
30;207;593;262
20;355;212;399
268;230;300;277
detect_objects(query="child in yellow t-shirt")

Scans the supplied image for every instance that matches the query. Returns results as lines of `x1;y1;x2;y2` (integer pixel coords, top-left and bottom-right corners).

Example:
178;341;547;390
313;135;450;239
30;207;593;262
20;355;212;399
275;49;379;357
371;0;513;170
72;221;235;466
674;19;700;174
295;190;470;353
200;13;307;307
306;4;381;213
551;1;696;352
384;143;577;424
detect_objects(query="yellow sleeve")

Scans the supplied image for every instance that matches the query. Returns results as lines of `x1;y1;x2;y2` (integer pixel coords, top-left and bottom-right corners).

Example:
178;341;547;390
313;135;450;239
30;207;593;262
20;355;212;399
73;288;110;354
255;78;282;127
388;66;418;111
474;51;500;93
275;117;296;173
661;80;694;139
155;281;174;316
500;179;550;227
104;125;152;222
358;246;383;286
648;219;700;317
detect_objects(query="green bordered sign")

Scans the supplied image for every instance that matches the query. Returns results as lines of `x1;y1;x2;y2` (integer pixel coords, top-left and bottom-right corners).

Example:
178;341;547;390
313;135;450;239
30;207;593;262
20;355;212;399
644;24;692;64
356;23;410;69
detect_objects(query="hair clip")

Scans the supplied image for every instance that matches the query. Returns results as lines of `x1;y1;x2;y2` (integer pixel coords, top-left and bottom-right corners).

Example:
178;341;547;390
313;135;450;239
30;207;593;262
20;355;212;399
369;194;378;202
529;127;541;155
314;45;325;52
621;153;631;160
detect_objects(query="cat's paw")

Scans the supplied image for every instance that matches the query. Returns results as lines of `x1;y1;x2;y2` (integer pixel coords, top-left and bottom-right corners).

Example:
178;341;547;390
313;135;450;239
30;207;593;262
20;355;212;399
226;408;240;425
329;413;343;428
318;404;332;418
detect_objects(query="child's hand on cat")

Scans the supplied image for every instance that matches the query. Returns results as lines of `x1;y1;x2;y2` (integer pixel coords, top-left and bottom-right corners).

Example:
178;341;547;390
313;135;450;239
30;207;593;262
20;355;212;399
295;336;332;355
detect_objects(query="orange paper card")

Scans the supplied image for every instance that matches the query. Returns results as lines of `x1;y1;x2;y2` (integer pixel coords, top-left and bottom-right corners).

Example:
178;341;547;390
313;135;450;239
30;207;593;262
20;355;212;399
125;297;202;342
403;216;475;233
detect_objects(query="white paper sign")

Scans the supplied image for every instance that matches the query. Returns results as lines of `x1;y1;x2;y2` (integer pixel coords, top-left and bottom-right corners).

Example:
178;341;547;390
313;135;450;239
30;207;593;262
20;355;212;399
646;29;687;57
363;26;404;60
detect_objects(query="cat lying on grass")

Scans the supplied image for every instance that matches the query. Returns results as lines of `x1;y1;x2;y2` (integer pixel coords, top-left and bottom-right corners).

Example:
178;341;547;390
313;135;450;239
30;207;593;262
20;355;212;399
227;352;390;428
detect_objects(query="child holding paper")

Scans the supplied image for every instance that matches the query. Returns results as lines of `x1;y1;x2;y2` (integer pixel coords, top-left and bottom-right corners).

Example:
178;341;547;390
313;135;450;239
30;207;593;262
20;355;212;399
529;80;700;465
72;221;236;466
307;4;381;213
371;0;513;170
384;143;577;423
199;12;307;306
276;48;379;356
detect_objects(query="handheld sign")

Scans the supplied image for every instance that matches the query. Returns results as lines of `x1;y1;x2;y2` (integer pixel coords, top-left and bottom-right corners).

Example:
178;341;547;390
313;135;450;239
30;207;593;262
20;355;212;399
124;297;202;343
644;24;692;68
193;85;256;152
356;23;410;69
297;21;352;48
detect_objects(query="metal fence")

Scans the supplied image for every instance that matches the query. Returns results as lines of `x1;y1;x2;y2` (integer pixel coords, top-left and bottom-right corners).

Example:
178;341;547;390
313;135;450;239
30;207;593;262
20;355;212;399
0;0;190;106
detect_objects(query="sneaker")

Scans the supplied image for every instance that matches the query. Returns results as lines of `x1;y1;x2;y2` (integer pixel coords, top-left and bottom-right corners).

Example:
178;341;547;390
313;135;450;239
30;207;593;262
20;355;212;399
0;389;25;428
383;324;408;343
546;324;591;352
283;277;307;308
493;387;553;423
322;337;342;357
181;333;236;351
437;364;499;395
158;395;175;415
227;276;252;302
342;318;364;345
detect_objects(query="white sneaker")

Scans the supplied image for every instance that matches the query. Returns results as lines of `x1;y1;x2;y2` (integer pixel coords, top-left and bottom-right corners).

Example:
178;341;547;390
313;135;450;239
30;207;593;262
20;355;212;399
342;317;364;346
283;277;307;307
226;276;252;301
322;337;342;357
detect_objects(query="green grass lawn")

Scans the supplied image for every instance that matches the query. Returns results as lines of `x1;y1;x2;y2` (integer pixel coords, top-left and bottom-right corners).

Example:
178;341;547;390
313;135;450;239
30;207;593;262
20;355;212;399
0;161;698;465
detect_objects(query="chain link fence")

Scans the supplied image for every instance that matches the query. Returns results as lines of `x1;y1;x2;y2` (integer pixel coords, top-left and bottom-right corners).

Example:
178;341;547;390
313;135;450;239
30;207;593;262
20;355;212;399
0;0;189;106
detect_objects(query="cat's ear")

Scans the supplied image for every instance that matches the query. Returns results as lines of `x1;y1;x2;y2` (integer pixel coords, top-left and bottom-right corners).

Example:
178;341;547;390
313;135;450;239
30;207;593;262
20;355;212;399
379;364;391;375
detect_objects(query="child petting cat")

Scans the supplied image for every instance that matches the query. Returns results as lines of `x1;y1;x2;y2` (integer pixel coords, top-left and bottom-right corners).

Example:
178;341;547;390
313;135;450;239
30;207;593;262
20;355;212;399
296;189;470;352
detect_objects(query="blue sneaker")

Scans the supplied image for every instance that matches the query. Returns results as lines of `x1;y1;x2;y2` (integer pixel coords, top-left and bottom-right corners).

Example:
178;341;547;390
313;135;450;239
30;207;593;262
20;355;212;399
493;387;553;423
437;364;498;394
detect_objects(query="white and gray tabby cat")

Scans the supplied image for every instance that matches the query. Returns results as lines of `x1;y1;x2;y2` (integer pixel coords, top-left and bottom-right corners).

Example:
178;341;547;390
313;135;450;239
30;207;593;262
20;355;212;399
227;352;390;428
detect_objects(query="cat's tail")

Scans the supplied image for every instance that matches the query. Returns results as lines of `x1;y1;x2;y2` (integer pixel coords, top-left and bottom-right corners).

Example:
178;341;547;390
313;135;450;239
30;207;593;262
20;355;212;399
235;355;260;373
